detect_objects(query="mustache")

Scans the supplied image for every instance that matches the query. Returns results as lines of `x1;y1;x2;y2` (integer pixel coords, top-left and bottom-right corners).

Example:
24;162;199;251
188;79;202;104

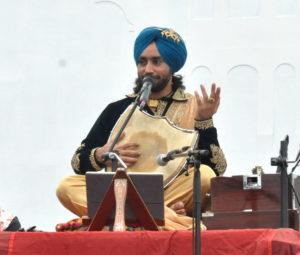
140;75;160;80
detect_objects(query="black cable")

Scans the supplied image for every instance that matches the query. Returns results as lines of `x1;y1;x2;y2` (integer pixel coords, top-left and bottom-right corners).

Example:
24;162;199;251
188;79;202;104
291;158;300;173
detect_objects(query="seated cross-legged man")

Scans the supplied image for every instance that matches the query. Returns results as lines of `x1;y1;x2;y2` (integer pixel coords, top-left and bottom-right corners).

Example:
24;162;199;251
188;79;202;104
56;26;227;230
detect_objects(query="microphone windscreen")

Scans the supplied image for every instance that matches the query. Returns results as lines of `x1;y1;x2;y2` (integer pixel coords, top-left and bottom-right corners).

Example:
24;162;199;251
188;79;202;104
142;74;154;84
156;154;168;166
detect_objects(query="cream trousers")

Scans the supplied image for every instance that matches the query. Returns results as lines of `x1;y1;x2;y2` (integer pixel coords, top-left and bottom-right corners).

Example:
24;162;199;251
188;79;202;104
56;165;216;217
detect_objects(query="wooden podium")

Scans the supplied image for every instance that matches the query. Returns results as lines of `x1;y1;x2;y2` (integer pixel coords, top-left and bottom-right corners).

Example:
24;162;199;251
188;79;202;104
202;174;300;230
84;170;164;231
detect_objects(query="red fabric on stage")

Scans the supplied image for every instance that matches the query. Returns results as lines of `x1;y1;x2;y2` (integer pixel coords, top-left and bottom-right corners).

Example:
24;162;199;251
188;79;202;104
201;229;276;254
0;229;299;255
3;231;191;255
0;232;11;255
272;229;300;255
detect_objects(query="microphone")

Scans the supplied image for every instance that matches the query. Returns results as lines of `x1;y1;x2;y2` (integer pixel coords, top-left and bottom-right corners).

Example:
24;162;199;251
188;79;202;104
157;147;209;166
139;75;154;111
157;146;191;166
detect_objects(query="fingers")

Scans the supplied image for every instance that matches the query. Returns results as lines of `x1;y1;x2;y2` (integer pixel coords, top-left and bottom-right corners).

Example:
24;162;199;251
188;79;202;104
210;83;216;99
194;90;203;105
120;156;139;167
116;141;141;167
118;149;141;167
200;84;208;99
196;84;220;103
116;141;139;150
119;148;141;158
215;86;221;101
106;146;141;167
110;133;140;153
194;83;221;120
198;83;221;99
106;156;139;167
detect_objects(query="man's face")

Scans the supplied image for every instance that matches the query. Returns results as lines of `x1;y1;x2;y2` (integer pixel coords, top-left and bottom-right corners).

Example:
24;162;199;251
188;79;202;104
137;41;172;93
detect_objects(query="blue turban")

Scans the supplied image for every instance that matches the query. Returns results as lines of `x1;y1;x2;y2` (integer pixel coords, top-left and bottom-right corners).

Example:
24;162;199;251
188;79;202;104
134;26;187;73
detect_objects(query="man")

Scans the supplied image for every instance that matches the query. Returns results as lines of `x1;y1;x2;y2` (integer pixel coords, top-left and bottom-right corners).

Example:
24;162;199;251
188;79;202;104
56;26;226;229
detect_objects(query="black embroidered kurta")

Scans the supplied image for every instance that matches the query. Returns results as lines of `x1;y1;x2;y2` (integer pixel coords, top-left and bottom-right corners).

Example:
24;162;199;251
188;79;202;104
71;89;226;176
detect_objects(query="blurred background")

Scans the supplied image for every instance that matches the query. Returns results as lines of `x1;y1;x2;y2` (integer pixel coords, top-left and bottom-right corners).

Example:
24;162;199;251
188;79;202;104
0;0;299;231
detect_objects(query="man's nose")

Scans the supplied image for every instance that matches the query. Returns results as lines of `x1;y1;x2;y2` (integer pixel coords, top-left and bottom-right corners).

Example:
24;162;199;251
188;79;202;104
144;62;154;74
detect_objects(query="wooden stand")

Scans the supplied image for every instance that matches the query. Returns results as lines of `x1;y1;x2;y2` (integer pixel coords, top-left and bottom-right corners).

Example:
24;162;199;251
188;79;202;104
87;170;159;231
113;178;128;231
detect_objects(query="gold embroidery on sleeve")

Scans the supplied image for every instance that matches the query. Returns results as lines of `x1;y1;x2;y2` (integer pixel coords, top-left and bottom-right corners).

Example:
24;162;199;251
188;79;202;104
89;147;103;171
78;143;86;150
194;119;214;130
71;144;86;172
74;143;86;153
71;153;81;172
210;144;227;176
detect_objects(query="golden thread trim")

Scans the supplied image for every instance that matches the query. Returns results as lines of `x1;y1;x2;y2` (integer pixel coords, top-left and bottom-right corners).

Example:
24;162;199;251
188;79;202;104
172;88;187;101
155;100;168;116
194;119;214;130
148;99;159;108
126;93;137;98
166;100;187;126
210;144;227;176
75;143;86;153
78;143;86;150
165;92;193;127
71;144;86;172
89;148;103;171
71;153;80;172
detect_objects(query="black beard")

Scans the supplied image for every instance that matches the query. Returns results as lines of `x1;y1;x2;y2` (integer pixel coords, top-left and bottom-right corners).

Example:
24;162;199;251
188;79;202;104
135;73;172;93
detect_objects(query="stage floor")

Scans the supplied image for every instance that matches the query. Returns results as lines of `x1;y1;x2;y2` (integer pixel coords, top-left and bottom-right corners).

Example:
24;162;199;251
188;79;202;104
1;228;300;255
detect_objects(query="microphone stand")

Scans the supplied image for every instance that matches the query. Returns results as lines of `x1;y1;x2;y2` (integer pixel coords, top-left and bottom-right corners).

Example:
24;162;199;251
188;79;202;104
101;96;141;171
102;75;153;169
271;136;300;228
186;149;209;255
271;135;289;228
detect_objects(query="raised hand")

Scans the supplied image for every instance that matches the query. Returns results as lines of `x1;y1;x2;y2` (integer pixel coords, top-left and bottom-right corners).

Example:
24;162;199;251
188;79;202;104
194;83;221;121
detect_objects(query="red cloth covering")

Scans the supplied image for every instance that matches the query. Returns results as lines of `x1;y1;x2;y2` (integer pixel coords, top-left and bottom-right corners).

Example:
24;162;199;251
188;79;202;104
0;228;300;255
0;232;11;255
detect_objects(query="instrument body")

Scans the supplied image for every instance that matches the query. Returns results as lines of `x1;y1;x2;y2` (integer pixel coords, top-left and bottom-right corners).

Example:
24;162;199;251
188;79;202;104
107;105;198;188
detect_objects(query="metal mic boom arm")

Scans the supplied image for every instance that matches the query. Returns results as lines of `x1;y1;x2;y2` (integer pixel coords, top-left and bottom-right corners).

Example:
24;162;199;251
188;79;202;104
167;146;191;159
